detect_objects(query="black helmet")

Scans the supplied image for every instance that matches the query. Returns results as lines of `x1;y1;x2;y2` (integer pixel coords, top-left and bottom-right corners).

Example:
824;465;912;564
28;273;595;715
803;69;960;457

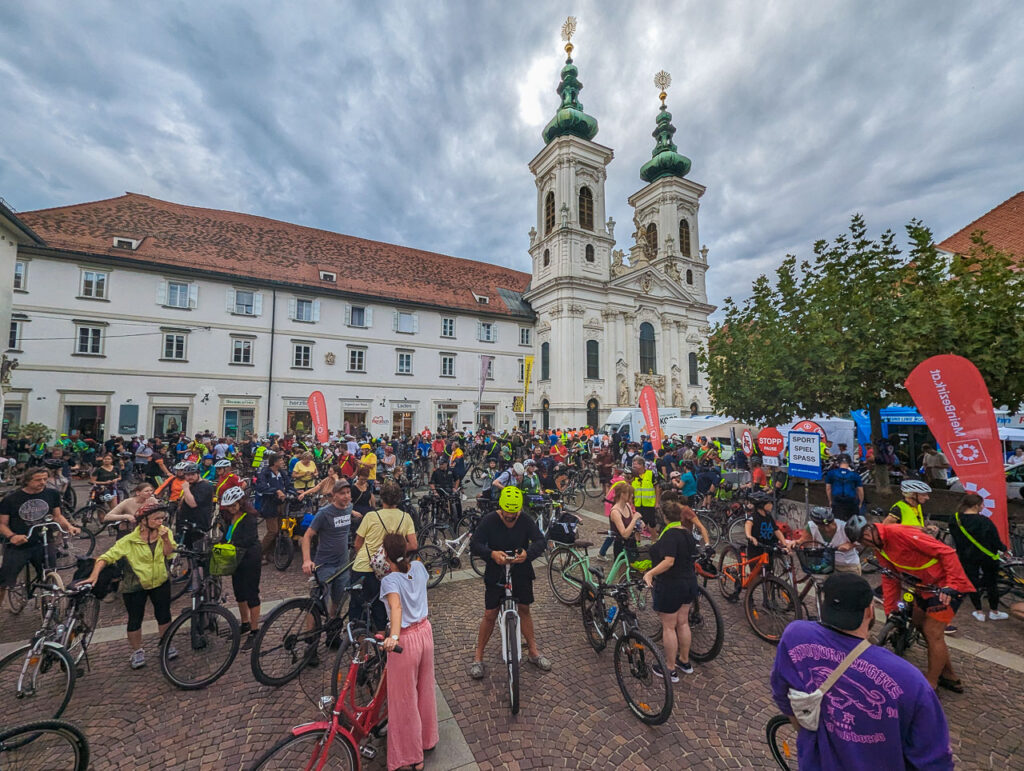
43;458;64;469
180;461;200;474
844;514;870;542
749;490;774;506
809;506;834;525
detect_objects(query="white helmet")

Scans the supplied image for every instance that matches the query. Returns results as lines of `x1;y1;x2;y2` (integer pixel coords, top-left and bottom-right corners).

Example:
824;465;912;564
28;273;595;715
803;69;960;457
220;486;246;506
512;462;525;476
900;479;931;495
214;459;232;468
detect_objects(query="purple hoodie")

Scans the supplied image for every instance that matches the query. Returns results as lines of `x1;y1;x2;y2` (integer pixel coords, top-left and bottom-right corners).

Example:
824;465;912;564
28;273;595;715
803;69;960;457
770;621;953;770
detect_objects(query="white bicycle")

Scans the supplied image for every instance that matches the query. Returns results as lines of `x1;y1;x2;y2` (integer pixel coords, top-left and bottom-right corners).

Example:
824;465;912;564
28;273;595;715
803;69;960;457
496;552;522;715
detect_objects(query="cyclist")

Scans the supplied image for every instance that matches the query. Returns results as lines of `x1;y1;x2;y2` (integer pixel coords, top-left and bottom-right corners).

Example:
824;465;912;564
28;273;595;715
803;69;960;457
468;486;550;679
218;486;262;650
301;478;353;620
844;515;975;691
177;461;215;548
824;452;863;518
948;492;1008;622
744;491;793;565
630;456;659;529
490;462;525;500
797;506;861;574
255;453;296;561
884;479;938;535
358;443;378;481
91;452;123;503
212;459;244;503
0;467;81;609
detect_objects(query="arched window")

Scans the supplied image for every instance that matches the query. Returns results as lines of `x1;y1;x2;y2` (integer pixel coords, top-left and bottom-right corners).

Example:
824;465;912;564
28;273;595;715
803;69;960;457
686;269;693;285
542;399;550;431
645;223;658;256
540;342;550;380
544;192;555;235
690;401;699;416
586;398;599;430
586;339;599;379
679;219;691;257
543;248;550;267
639;322;657;374
578;187;594;230
585;244;595;263
688;352;699;385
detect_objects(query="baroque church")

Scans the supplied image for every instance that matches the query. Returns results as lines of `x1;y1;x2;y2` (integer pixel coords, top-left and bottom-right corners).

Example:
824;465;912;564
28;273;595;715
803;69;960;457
524;21;714;429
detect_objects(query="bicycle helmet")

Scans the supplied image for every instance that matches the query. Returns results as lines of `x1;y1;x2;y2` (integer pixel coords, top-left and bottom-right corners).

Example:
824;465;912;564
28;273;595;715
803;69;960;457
512;462;525;476
844;513;870;542
809;506;834;525
749;490;774;506
43;458;64;468
214;459;232;469
498;486;524;514
179;462;200;474
172;461;188;472
219;486;246;507
900;479;931;495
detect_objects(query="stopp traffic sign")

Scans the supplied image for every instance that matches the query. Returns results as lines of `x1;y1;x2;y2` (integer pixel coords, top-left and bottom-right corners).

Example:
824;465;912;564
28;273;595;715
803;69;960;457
757;426;785;457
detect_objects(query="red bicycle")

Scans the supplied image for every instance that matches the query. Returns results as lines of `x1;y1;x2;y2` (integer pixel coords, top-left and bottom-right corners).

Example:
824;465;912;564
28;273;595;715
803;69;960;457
249;634;400;770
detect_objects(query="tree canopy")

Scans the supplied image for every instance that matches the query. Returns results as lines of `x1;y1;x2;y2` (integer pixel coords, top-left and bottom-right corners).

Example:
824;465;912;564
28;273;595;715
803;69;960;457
701;214;1024;439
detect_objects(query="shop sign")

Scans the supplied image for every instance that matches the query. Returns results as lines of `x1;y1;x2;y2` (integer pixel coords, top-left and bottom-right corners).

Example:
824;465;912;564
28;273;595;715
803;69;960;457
371;415;389;425
223;398;258;407
284;398;308;408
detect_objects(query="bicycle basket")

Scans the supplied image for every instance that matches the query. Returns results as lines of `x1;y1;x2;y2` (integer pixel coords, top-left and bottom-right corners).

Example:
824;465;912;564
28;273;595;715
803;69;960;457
548;513;578;545
626;542;653;572
795;543;835;575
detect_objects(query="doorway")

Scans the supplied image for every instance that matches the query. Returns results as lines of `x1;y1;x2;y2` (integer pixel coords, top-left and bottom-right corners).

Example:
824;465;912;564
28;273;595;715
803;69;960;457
586;399;599;430
541;399;550;432
66;405;107;440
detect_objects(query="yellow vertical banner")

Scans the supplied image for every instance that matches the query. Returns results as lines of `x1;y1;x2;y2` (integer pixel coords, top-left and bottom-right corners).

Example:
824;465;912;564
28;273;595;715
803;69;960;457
523;356;535;402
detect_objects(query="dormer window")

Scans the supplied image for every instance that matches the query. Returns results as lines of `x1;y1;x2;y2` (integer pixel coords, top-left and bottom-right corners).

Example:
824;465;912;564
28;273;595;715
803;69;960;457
473;292;490;305
113;237;139;250
319;271;337;282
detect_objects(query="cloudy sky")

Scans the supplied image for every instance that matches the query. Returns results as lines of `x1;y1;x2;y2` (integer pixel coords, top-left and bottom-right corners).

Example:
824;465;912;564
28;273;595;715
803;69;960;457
1;1;1021;314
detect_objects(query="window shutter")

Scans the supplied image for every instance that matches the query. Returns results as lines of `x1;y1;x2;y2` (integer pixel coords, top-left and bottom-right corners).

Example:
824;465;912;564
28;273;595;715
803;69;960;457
156;280;167;306
344;305;351;325
492;324;498;343
288;298;297;320
411;314;419;334
476;321;482;341
393;311;399;332
226;288;236;312
188;284;198;308
253;292;263;316
312;300;321;322
365;308;373;327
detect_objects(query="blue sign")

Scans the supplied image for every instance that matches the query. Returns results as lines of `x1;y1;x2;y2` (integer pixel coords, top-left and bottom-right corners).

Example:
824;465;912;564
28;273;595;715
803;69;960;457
787;431;822;480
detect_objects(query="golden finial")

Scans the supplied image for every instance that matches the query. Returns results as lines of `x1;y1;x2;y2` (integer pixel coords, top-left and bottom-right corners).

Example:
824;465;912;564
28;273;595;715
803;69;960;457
561;16;577;56
654;70;672;105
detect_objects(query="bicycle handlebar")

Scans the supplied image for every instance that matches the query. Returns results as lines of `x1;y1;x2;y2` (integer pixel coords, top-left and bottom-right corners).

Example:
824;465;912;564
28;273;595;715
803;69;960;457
25;518;69;537
867;559;955;596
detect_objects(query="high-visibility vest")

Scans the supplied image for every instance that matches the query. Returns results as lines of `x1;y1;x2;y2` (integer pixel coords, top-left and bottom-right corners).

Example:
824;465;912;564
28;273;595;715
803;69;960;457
891;500;924;528
632;470;656;507
251;446;266;468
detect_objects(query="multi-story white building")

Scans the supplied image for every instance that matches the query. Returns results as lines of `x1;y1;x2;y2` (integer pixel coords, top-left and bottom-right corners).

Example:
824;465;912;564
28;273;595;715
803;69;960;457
3;33;715;441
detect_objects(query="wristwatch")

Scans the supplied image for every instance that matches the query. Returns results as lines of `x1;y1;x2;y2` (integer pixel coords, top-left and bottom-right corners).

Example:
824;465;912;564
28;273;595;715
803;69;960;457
391;634;399;641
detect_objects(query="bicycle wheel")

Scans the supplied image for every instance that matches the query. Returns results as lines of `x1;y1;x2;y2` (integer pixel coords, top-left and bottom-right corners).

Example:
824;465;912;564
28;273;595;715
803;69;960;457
631;582;663;643
417;524;447;546
53;529;95;570
726;515;748;546
696;512;721;550
416;544;448;588
563;489;584;514
70;505;104;536
745;575;800;643
766;714;797;770
249;729;358;770
580;587;608;652
469;466;486;488
469;550;487;577
7;567;29;615
160;604;240;690
547;546;586;606
717;544;743;601
0;642;76;724
614;631;673;725
329;628;381;703
0;719;90;769
167;554;191;601
689;585;724;662
456;511;481;537
505;613;520;715
274;533;294;571
251;598;324;686
62;485;78;512
63;595;100;666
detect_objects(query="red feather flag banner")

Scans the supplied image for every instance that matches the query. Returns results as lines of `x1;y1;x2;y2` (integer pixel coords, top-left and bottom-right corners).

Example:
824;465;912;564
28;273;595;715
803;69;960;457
308;390;329;444
638;385;663;453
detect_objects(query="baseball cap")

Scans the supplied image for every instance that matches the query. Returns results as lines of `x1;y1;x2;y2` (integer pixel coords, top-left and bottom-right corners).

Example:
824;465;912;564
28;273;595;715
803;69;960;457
820;573;874;631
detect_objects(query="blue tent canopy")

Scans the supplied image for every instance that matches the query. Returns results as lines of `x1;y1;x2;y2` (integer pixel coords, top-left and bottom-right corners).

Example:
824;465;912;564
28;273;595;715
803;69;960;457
851;407;927;445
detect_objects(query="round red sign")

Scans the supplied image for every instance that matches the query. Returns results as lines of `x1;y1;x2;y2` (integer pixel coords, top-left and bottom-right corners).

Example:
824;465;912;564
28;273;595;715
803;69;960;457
757;426;785;457
792;420;827;442
741;430;754;457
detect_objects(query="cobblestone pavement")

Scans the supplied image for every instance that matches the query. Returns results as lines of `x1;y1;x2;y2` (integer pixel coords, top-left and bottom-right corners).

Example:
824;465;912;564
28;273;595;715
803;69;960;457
1;490;1023;769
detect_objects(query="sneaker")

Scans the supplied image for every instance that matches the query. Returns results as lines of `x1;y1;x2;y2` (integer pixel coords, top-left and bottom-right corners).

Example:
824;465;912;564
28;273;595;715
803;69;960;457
651;663;680;683
130;649;146;670
469;661;485;680
972;610;987;622
676;660;694;675
944;624;957;635
166;645;179;661
239;622;251;635
306;649;320;668
988;610;1009;621
242;632;257;650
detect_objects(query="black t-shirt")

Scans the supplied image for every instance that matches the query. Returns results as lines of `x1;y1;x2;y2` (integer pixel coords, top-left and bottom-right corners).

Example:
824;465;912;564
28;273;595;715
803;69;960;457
470;511;546;584
146;451;166;478
93;467;119;483
430;469;456;492
696;469;719;495
178;480;215;531
649;525;697;582
747;509;779;545
0;488;62;546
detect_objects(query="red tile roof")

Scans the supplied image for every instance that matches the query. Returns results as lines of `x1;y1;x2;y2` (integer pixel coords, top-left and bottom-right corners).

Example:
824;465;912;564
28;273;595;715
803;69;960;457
936;191;1024;262
19;193;533;317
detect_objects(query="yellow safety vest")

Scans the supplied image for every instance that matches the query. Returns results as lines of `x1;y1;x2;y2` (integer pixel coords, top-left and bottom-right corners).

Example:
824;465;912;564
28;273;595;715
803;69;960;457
632;470;656;507
891;500;924;528
252;446;266;468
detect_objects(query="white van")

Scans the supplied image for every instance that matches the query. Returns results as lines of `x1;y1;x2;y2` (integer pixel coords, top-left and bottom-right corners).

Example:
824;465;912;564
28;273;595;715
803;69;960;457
601;407;683;441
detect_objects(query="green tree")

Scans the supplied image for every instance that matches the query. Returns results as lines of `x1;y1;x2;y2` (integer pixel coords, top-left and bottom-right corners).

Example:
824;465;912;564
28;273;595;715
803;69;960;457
10;422;53;444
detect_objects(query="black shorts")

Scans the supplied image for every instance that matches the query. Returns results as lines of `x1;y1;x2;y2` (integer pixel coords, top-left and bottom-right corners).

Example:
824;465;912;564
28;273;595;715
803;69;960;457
0;544;44;588
231;555;262;606
652;576;698;614
485;573;534;610
831;497;859;518
637;506;658;528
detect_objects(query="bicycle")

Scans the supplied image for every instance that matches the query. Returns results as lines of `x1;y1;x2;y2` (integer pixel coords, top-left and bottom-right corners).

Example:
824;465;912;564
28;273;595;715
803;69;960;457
416;529;486;587
580;576;673;725
158;540;240;689
250;635;398;769
0;718;90;769
167;520;222;601
4;518;95;614
718;542;800;643
868;561;958;657
765;713;798;770
274;494;311;571
493;552;524;715
997;555;1024;604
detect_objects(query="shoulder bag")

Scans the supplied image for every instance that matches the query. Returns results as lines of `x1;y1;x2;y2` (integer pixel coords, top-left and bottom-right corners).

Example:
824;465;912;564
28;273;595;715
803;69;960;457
211;513;247;576
788;638;871;730
366;510;407;579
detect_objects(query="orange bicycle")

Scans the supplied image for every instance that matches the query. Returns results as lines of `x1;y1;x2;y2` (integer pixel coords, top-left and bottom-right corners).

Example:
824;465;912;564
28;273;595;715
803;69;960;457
717;542;798;643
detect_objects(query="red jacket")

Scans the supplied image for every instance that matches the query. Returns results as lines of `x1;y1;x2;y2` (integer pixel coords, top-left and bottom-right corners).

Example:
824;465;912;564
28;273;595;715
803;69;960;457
875;524;975;614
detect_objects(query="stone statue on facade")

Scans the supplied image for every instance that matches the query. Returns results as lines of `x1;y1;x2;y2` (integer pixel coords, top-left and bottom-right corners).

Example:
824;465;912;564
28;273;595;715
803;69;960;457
616;373;630;406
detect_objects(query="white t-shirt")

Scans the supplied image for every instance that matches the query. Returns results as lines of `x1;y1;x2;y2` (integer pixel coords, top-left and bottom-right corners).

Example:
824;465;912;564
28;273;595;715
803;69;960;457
379;561;429;628
808;520;860;566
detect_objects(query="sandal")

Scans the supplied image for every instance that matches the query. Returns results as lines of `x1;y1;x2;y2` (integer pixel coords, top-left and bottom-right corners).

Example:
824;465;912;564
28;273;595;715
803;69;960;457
937;676;964;694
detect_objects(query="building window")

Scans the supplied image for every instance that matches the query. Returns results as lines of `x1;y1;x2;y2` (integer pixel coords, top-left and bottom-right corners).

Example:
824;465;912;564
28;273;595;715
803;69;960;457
293;298;319;322
348;348;366;372
75;325;104;355
518;358;525;382
586;339;599;379
231;338;253;365
540;342;550;380
585;244;595;263
8;320;21;351
293;343;312;368
639;322;657;374
579;186;594;230
319;270;337;282
519;327;531;346
645;223;658;256
397;351;413;375
394;311;417;334
440;354;455;377
478;321;497;343
13;261;26;290
163;280;195;309
679;219;691;257
347;305;370;328
543;249;550;267
162;333;187;361
485;358;494;380
80;269;108;299
232;289;258;315
688;352;699;385
544;191;555;235
441;317;455;338
686;269;694;285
